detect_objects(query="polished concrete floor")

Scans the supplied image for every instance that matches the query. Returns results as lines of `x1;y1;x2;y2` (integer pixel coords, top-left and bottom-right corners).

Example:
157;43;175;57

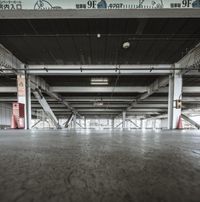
0;129;200;202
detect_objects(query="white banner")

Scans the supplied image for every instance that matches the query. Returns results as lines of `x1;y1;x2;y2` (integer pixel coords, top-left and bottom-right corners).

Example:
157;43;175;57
17;75;26;104
0;0;199;10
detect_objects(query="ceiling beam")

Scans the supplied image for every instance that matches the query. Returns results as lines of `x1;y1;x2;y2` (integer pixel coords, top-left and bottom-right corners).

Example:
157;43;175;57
124;76;169;112
52;111;160;115
2;96;200;103
2;86;200;94
177;42;200;75
20;64;172;76
32;108;166;113
0;44;22;70
31;103;168;108
147;104;200;120
32;104;128;108
159;87;200;94
50;86;147;93
0;9;200;19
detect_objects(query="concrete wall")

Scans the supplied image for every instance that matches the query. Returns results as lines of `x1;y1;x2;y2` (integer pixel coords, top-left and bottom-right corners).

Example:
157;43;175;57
0;103;12;128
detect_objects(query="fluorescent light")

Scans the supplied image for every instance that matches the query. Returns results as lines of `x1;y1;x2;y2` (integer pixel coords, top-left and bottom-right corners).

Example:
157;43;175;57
94;102;104;106
91;78;108;85
91;82;108;85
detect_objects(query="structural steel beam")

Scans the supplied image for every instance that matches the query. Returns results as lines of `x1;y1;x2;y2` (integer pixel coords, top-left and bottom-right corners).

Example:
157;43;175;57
2;86;200;94
25;64;172;75
181;114;200;129
31;104;128;108
127;119;140;128
1;9;200;19
157;86;200;94
126;76;169;111
177;42;200;75
0;86;146;93
32;89;61;129
52;111;159;115
34;108;167;112
147;105;200;120
31;103;168;108
2;96;200;103
0;44;80;118
139;77;169;100
0;87;17;93
0;97;133;102
29;74;81;117
64;113;74;128
50;86;147;93
0;44;22;71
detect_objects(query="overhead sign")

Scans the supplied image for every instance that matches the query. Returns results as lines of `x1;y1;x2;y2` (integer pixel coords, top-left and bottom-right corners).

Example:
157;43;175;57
0;0;199;10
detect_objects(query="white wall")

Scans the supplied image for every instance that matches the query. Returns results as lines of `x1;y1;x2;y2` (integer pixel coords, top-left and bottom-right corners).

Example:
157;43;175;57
0;103;12;127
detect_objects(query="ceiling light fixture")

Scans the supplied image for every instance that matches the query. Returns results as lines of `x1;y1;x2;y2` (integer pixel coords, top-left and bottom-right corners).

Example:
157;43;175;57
97;33;101;38
94;101;104;107
91;78;108;85
122;41;130;49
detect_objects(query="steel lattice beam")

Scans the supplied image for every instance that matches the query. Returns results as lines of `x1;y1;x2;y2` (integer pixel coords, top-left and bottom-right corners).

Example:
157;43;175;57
0;44;80;119
177;42;200;75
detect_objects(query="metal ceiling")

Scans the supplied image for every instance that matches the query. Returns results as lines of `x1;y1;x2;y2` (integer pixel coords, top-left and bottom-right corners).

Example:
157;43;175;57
0;18;200;65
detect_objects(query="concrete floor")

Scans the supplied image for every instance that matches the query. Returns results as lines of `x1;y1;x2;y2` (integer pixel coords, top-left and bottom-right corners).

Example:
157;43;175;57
0;129;200;202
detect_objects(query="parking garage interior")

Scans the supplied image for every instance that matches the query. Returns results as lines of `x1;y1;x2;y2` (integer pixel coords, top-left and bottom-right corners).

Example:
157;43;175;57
0;6;200;202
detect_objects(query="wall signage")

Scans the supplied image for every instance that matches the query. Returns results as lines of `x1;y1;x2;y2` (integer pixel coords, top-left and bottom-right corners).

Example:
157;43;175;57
0;0;199;10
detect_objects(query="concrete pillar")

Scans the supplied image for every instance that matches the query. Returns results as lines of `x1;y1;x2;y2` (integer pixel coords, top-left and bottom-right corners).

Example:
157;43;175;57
168;73;182;129
111;118;114;129
25;74;31;129
122;112;126;129
17;72;31;129
168;75;174;129
73;114;77;129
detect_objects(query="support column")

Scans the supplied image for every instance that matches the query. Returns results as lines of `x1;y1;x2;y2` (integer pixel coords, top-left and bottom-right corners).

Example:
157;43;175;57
17;73;31;129
168;73;182;129
168;75;174;129
122;111;126;129
65;113;73;128
73;114;77;129
25;74;32;129
25;68;31;129
111;118;114;129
